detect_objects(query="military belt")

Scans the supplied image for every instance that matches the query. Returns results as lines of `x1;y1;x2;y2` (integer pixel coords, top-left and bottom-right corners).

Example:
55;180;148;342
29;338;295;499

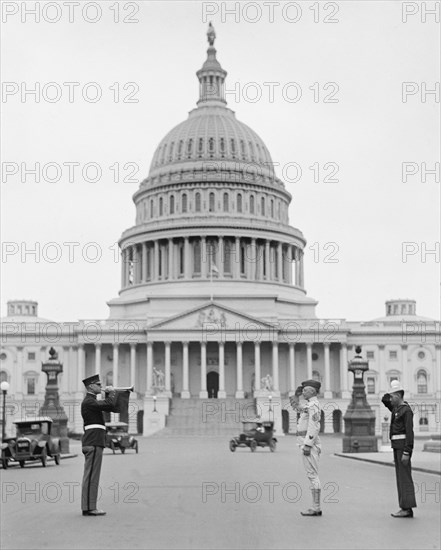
391;434;406;440
84;424;106;431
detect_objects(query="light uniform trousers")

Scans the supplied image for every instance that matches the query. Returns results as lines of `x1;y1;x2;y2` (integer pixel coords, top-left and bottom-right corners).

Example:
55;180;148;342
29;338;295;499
81;445;104;511
299;438;322;490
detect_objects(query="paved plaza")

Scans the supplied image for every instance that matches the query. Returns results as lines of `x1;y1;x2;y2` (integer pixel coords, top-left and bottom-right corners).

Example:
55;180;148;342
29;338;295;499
1;435;440;550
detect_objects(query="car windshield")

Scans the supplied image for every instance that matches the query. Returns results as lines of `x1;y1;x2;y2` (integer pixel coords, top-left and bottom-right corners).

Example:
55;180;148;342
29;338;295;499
17;423;47;436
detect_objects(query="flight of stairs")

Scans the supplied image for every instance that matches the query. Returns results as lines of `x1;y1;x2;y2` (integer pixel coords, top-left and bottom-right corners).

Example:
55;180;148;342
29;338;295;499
151;397;258;436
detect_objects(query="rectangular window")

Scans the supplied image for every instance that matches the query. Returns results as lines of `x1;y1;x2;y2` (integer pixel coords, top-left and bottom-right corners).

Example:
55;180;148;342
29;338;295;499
27;378;36;395
367;377;375;394
366;351;375;360
28;352;36;361
389;351;398;360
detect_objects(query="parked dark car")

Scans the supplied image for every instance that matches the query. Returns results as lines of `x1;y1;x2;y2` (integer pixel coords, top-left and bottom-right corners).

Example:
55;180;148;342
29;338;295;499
229;420;277;452
105;422;138;454
1;417;61;468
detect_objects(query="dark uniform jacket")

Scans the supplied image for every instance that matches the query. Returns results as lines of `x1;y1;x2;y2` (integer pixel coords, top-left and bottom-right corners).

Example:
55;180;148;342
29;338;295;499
81;391;117;447
381;394;414;455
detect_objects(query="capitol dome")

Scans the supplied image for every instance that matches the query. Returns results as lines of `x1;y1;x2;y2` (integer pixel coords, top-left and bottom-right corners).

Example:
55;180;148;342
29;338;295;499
111;23;317;321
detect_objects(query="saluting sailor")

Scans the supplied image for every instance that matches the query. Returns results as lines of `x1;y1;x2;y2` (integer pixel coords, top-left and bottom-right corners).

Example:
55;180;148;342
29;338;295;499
289;379;323;516
80;374;117;517
381;380;417;518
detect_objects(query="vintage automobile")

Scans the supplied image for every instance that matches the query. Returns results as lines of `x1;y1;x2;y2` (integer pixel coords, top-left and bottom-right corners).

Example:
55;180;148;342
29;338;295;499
229;420;277;452
1;417;61;469
105;422;138;454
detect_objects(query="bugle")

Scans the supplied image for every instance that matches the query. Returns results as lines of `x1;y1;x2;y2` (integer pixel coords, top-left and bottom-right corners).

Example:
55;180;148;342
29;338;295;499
114;385;135;392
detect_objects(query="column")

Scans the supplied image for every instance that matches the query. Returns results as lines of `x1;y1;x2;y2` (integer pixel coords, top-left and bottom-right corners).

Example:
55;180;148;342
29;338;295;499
324;343;332;398
201;236;207;278
16;347;23;395
306;343;312;379
165;342;171;393
77;344;85;391
130;344;136;388
95;344;101;380
184;237;191;279
287;245;293;284
146;342;153;394
199;342;208;398
235;237;240;278
121;248;126;287
340;344;350;398
168;238;173;280
125;248;130;287
181;342;190;398
265;240;270;280
218;342;226;398
113;344;119;387
299;250;304;287
289;343;295;393
250;238;257;280
272;341;279;391
378;344;386;393
235;342;244;398
133;245;139;284
154;240;159;280
218;236;224;277
435;345;441;398
142;242;147;282
277;242;283;282
295;248;300;286
401;345;409;392
254;342;261;394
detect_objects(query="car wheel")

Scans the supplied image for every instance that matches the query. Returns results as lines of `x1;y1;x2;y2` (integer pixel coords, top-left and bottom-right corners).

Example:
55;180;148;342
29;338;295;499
40;448;47;467
19;461;25;468
250;440;257;452
120;447;125;454
229;440;236;452
269;439;276;452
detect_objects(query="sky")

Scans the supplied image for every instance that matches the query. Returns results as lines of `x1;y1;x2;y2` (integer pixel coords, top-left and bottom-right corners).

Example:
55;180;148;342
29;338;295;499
1;0;440;323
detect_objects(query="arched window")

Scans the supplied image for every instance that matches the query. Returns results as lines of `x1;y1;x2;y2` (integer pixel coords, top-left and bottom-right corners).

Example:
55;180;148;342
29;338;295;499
224;240;232;274
182;193;187;213
237;193;242;213
198;138;204;157
195;192;202;212
209;192;215;212
159;197;163;216
177;140;183;160
223;193;229;212
220;137;225;157
270;199;274;218
261;197;265;216
170;195;175;214
160;143;166;164
230;138;236;158
250;195;255;214
208;137;215;158
150;199;154;218
240;140;246;159
0;370;8;383
417;370;427;393
248;141;255;161
187;139;193;158
168;142;174;161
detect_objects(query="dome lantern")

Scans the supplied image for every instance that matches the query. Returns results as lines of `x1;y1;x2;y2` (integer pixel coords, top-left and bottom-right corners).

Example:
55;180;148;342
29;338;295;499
196;22;227;107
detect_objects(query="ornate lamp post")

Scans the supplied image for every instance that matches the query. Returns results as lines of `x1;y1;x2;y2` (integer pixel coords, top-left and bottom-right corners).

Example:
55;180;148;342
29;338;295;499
342;346;378;452
1;381;10;441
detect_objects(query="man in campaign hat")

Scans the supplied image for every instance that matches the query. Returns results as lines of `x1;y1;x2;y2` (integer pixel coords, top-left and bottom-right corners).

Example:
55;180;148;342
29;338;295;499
382;380;416;518
289;378;323;516
80;374;117;516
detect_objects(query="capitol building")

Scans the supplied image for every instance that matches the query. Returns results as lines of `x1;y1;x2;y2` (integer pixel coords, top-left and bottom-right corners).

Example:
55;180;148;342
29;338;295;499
1;26;439;438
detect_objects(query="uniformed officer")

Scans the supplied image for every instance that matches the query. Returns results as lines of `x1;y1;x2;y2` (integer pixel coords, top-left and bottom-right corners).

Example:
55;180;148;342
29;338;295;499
81;374;117;516
381;380;416;518
289;379;322;516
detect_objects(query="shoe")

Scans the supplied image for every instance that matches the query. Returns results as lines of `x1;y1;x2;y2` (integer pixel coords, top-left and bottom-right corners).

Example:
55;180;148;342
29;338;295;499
391;509;413;518
82;510;106;516
300;509;322;516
